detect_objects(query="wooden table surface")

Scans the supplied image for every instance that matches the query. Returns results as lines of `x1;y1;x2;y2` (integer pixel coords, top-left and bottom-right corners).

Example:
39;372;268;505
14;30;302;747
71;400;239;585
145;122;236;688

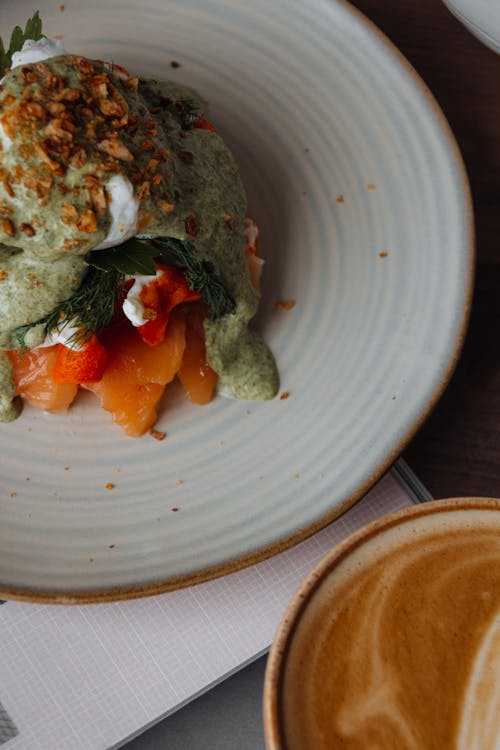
349;0;500;499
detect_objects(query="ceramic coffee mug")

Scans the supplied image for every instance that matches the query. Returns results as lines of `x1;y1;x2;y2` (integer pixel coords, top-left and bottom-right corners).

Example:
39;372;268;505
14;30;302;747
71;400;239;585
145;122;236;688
264;498;500;750
443;0;500;53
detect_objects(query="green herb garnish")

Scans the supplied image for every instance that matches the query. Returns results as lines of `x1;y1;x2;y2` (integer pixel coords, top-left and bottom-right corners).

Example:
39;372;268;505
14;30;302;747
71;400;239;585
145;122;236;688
14;266;124;350
89;238;159;276
14;235;235;348
91;236;236;319
152;237;236;319
0;11;44;78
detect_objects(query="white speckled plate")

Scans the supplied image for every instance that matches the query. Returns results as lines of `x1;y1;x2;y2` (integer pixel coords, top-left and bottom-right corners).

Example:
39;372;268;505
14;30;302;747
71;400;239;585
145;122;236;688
0;0;473;602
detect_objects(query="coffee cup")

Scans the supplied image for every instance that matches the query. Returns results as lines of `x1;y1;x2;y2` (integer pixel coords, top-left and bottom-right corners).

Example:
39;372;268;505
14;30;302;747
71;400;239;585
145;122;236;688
263;498;500;750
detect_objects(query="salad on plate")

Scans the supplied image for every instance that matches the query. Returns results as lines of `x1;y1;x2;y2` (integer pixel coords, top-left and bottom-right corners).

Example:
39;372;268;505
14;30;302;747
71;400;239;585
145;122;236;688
0;14;278;436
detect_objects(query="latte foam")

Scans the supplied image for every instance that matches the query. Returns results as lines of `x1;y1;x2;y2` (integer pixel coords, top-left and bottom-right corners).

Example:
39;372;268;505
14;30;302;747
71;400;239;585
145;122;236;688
278;504;500;750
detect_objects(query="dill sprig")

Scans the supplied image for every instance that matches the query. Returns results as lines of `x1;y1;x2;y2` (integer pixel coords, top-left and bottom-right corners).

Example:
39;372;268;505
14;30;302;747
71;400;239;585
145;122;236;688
13;236;235;349
0;11;44;78
14;266;124;350
152;237;236;319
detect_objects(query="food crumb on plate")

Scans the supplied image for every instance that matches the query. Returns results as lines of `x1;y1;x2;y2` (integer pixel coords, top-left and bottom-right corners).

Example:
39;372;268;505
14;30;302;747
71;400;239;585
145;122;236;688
379;251;388;258
171;507;179;512
10;492;16;498
105;483;115;490
294;473;300;480
108;544;115;549
280;391;290;400
58;4;65;11
170;60;181;68
150;428;166;441
276;300;296;311
175;479;183;486
367;183;376;190
336;195;344;203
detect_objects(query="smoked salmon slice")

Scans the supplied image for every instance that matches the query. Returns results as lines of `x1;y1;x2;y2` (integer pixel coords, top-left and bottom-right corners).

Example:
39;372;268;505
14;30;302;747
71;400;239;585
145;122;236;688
178;303;218;405
82;309;186;436
9;346;78;413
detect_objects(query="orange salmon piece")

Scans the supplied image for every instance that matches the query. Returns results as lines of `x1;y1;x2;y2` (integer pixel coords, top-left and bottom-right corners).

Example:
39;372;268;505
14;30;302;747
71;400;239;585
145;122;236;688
9;346;78;412
82;312;186;436
178;303;218;405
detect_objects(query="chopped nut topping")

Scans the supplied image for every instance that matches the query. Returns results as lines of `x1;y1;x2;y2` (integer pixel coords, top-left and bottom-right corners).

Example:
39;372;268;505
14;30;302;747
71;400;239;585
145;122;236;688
54;87;81;102
97;137;133;161
1;172;15;198
21;100;47;121
137;209;153;231
19;222;36;236
76;209;98;233
158;199;175;212
0;218;15;236
90;184;107;213
61;203;78;225
124;76;139;93
34;141;64;174
69;147;87;169
99;98;124;118
137;181;150;201
44;118;73;142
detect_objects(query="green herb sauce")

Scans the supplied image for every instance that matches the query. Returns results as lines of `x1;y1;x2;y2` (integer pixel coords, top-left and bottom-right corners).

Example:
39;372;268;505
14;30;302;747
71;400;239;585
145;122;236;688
0;57;278;421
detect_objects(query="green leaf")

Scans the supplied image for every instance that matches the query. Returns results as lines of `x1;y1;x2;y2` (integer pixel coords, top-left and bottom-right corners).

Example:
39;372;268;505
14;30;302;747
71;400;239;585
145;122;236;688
152;237;236;319
24;11;43;41
89;238;159;276
0;11;45;77
14;266;124;350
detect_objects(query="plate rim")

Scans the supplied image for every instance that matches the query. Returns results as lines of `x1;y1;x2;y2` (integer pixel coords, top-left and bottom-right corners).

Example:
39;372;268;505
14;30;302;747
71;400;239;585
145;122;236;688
0;0;475;604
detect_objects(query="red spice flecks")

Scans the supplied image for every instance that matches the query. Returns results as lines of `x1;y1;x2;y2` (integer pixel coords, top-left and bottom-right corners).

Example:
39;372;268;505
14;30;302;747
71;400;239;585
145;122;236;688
185;212;199;236
379;252;388;258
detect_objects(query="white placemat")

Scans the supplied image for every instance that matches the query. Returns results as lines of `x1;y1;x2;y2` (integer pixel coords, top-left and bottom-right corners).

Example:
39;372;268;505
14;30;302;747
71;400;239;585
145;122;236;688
0;467;421;750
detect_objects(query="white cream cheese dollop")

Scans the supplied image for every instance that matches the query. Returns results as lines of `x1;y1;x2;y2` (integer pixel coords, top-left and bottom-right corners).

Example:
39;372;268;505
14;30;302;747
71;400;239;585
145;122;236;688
10;37;67;68
93;175;140;250
122;270;164;327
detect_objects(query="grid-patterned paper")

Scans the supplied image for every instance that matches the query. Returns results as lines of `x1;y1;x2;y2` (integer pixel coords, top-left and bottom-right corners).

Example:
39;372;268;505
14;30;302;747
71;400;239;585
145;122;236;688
0;471;415;750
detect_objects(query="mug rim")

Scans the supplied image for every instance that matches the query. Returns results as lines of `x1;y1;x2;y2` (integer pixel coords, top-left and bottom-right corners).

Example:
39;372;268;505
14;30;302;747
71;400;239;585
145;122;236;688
262;496;500;750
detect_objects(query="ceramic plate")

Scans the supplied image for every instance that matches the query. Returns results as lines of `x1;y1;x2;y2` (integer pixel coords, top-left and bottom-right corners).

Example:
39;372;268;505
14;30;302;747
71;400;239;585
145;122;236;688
0;0;473;602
